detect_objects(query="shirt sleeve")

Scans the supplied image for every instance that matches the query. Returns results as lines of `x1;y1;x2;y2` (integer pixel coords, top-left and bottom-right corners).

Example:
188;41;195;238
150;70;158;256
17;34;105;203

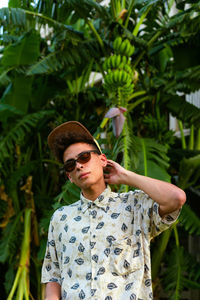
132;190;181;239
41;213;61;285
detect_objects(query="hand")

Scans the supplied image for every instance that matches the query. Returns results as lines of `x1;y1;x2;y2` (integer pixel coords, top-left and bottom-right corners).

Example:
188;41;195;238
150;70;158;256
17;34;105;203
103;160;128;185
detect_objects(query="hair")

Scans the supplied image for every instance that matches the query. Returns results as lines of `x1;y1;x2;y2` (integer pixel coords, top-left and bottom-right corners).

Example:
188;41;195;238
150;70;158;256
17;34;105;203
52;132;100;163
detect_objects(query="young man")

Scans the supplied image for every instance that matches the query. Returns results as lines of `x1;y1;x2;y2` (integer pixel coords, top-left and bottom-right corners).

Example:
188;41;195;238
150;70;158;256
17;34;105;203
41;121;186;300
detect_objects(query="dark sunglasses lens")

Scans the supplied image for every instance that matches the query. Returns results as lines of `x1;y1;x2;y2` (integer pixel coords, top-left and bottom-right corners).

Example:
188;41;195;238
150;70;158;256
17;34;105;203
64;160;76;172
77;152;91;163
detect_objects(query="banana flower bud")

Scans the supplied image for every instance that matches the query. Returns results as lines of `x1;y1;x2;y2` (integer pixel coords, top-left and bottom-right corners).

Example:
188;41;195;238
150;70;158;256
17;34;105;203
105;107;127;138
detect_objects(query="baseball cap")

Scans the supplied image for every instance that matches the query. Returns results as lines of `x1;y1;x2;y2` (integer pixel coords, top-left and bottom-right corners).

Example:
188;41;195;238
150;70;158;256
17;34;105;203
48;121;102;162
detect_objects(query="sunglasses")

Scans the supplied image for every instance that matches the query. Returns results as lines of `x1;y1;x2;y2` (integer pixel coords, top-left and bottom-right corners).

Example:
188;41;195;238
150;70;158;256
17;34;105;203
63;150;100;172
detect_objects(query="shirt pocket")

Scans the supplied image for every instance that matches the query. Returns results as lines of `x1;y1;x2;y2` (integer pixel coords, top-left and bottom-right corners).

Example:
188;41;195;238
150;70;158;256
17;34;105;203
110;235;142;276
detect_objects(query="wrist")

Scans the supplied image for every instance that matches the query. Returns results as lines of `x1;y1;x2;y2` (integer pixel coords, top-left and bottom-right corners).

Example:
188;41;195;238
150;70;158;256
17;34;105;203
120;169;135;185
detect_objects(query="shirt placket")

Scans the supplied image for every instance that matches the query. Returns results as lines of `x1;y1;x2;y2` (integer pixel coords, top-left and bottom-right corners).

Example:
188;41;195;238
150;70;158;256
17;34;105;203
88;202;99;300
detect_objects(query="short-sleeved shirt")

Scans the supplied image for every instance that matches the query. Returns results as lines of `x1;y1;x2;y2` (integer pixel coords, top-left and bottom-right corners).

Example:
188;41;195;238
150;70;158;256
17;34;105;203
41;186;180;300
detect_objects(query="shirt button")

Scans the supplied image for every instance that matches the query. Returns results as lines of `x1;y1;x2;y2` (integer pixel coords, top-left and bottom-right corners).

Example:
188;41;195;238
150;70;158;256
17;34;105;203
93;235;96;238
94;277;97;280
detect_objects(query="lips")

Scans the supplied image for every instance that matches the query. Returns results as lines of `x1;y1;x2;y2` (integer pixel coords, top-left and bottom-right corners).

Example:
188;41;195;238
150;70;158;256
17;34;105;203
79;172;90;179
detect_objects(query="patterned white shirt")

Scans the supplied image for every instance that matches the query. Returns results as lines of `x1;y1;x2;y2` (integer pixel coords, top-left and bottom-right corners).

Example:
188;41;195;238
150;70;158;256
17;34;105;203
41;186;180;300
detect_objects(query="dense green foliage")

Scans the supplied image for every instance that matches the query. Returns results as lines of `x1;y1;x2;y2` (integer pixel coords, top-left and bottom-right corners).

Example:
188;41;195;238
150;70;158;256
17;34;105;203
0;0;200;299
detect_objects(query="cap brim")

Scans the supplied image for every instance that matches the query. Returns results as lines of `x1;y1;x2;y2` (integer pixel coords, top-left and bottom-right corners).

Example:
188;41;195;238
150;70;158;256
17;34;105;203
48;121;102;161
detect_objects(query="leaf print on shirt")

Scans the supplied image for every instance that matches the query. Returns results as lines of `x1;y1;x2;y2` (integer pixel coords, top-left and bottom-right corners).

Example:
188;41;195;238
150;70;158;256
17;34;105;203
90;210;97;218
63;289;67;299
64;256;70;264
145;279;151;287
69;236;76;243
133;249;140;258
53;262;59;268
82;226;90;234
105;297;112;300
63;244;66;252
126;238;132;246
111;272;119;276
46;264;51;271
97;267;105;275
90;241;96;249
49;278;58;282
98;195;104;202
108;197;115;202
92;254;98;263
104;248;110;257
149;292;153;299
49;240;55;247
165;215;174;221
58;206;64;211
75;258;84;265
130;293;136;300
107;282;118;290
67;268;72;278
78;243;85;252
64;225;68;232
58;233;62;242
106;235;116;245
71;283;79;289
144;264;149;272
79;289;85;299
45;251;51;259
153;203;158;213
136;229;141;236
114;247;123;255
125;282;133;291
121;223;128;232
60;214;67;221
96;222;104;229
74;216;82;221
86;272;92;280
125;205;131;212
91;289;97;296
124;259;130;269
111;213;120;219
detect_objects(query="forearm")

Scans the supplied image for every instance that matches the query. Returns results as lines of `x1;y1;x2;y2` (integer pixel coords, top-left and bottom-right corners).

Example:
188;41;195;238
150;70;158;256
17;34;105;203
45;282;61;300
121;170;186;216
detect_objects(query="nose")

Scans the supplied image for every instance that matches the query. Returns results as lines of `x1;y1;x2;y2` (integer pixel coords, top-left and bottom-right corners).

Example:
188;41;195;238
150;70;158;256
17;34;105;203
76;161;84;170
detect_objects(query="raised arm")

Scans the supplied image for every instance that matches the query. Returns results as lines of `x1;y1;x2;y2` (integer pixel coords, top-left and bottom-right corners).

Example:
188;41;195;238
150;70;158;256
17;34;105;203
104;160;186;217
45;282;61;300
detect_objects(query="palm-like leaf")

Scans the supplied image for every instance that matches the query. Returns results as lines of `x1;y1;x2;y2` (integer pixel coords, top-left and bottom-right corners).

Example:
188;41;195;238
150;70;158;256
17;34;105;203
179;204;200;235
0;212;23;263
0;110;54;163
163;246;200;299
1;30;40;66
132;136;170;181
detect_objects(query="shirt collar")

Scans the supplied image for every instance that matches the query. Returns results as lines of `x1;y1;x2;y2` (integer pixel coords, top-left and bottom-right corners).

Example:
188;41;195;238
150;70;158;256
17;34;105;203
80;185;114;213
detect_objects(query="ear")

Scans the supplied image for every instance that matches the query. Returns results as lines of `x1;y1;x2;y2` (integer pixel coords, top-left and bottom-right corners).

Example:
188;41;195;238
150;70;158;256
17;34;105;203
66;173;73;183
100;154;107;168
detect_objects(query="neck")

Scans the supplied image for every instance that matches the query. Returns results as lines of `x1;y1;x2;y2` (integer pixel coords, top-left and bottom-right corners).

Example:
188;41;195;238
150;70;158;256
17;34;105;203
82;181;107;201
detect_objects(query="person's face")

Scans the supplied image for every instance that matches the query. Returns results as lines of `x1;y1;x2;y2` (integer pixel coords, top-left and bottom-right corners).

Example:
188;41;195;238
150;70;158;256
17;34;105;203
63;142;107;190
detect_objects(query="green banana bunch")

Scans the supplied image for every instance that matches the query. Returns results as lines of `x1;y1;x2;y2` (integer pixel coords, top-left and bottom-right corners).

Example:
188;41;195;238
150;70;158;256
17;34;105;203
113;37;135;57
103;55;131;73
103;54;122;71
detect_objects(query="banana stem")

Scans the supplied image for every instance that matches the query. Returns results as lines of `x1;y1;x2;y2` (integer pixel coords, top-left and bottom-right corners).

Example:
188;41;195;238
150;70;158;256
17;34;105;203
123;120;129;192
188;124;194;150
124;0;135;28
173;223;180;247
178;120;186;150
86;19;106;55
7;208;32;300
111;0;117;18
132;6;151;36
196;128;200;150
